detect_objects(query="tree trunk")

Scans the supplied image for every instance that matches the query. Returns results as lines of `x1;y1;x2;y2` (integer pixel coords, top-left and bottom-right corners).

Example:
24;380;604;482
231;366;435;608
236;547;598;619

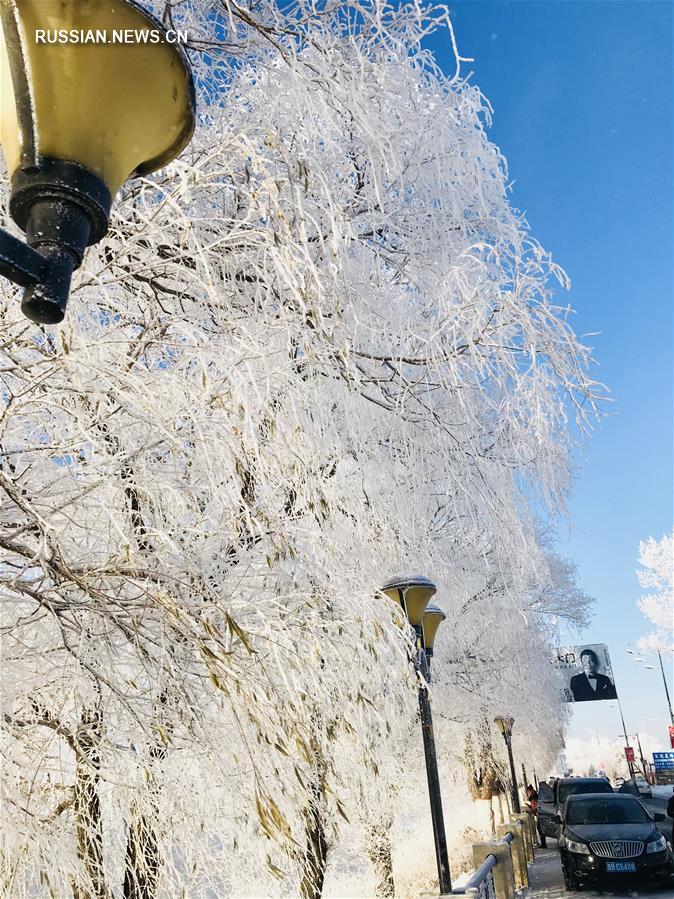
123;737;166;899
298;776;329;899
496;791;505;825
365;820;395;898
123;804;161;899
72;706;108;899
488;796;496;838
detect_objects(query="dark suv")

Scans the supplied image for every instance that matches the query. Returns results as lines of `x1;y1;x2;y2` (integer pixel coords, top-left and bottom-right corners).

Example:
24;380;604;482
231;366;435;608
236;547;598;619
558;792;671;890
538;777;613;840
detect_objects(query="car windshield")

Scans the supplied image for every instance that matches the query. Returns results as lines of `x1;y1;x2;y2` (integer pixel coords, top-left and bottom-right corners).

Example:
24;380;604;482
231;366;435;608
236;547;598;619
558;781;610;804
566;798;650;826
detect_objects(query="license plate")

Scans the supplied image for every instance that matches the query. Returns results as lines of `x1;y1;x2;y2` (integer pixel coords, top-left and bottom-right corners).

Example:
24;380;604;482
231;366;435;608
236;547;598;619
606;861;636;873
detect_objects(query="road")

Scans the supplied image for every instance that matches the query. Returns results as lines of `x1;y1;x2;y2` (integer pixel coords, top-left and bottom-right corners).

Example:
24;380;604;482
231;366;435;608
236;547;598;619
637;790;673;842
526;848;674;899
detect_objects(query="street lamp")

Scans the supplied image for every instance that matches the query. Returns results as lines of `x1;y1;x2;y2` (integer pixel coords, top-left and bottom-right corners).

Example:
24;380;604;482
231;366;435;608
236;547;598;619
0;0;196;324
494;716;521;814
628;648;674;727
381;575;452;895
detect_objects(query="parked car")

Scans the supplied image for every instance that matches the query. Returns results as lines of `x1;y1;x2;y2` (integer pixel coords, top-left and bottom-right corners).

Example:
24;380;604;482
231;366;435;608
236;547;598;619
557;792;672;891
621;779;674;840
538;777;613;840
619;777;652;798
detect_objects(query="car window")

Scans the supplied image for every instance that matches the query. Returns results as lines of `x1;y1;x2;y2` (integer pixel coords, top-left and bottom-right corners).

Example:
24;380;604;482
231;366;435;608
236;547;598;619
567;798;649;826
538;783;553;802
558;781;610;804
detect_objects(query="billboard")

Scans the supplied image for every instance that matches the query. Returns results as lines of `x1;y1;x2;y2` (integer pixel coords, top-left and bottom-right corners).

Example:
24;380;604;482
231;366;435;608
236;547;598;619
653;751;674;771
554;643;618;703
653;752;674;785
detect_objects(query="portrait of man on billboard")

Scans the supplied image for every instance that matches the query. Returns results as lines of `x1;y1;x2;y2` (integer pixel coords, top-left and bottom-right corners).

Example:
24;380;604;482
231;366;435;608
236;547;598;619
569;647;617;701
554;643;618;703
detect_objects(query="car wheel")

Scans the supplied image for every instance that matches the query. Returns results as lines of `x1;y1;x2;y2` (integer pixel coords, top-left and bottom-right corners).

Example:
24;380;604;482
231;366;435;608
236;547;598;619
659;867;674;885
561;858;578;892
562;861;580;893
562;868;576;892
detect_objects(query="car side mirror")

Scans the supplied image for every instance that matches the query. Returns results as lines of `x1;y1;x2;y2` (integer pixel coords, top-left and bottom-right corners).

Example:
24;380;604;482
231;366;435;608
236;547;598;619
654;813;666;822
555;814;562;825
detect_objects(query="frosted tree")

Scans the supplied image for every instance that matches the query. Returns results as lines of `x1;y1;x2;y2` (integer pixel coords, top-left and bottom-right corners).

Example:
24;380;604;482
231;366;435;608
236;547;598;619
636;530;673;653
321;526;590;895
431;541;576;795
0;2;600;897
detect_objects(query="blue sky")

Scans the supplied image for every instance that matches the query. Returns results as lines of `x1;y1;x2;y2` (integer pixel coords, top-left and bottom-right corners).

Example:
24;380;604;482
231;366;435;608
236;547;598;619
427;2;673;753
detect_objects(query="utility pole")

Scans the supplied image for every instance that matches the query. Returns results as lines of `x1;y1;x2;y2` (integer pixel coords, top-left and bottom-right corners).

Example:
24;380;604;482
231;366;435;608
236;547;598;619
634;732;648;781
617;697;636;779
657;650;674;725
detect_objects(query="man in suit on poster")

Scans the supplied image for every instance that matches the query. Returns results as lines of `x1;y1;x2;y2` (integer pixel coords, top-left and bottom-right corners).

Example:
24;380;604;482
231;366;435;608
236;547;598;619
570;648;617;702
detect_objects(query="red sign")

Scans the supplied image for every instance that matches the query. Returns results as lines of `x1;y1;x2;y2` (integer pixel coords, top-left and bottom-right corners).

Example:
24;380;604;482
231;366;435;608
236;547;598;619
668;725;674;749
625;747;635;763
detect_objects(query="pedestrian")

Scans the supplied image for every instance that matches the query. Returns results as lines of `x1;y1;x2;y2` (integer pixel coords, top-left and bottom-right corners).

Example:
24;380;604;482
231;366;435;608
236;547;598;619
667;787;674;848
525;784;537;810
525;784;546;848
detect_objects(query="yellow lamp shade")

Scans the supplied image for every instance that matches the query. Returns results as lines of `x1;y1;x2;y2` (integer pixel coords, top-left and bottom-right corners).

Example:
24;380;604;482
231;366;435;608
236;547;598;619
422;603;446;653
0;0;195;197
494;716;515;737
381;574;436;627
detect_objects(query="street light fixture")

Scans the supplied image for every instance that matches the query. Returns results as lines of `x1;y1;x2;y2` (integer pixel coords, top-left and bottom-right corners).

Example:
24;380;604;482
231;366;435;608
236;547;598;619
494;716;521;814
382;573;436;627
381;575;452;895
627;647;674;728
0;0;196;323
421;603;446;671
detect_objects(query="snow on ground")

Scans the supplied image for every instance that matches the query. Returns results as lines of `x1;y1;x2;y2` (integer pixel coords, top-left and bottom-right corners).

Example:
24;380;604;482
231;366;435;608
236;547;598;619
651;786;674;799
322;785;497;898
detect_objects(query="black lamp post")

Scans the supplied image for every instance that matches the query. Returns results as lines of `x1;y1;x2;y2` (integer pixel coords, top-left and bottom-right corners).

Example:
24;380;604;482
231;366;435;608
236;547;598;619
382;575;452;895
0;0;195;323
495;716;521;814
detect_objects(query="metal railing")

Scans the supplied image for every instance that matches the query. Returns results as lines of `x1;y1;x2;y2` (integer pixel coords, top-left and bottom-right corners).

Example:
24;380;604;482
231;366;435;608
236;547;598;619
452;831;513;898
456;855;496;898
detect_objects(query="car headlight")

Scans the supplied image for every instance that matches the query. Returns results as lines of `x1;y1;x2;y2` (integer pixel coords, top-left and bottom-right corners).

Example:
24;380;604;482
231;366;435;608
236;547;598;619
566;839;590;855
646;835;667;854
